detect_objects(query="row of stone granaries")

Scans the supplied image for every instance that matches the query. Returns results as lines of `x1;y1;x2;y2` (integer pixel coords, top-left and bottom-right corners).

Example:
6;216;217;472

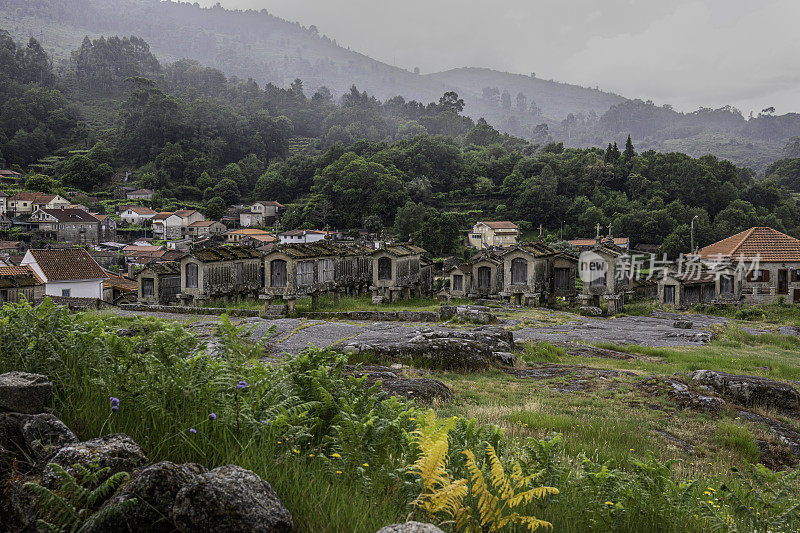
445;242;579;306
135;242;434;311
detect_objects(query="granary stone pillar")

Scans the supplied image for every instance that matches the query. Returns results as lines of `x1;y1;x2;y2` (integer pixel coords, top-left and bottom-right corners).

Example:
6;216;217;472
311;292;319;310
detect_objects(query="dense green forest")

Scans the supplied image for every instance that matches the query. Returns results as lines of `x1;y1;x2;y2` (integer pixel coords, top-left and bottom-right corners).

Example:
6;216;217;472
3;29;800;257
3;0;800;171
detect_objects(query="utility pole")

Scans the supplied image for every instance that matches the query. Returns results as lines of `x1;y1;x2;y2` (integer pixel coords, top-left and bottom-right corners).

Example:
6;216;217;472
690;215;699;255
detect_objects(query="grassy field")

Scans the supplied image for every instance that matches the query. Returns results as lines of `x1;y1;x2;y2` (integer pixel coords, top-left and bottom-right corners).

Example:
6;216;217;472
3;300;800;532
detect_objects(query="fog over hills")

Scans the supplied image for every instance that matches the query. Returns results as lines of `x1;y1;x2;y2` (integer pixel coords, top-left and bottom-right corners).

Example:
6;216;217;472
4;0;799;170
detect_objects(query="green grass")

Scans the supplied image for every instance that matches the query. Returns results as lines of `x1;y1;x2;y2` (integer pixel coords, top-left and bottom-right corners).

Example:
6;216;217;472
714;421;761;463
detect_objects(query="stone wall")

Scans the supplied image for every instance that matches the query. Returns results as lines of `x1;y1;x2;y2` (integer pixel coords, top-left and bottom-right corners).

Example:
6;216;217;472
119;303;262;317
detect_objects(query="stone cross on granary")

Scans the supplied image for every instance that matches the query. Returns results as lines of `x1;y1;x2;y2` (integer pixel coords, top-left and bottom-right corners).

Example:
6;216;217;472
607;223;613;239
595;223;601;239
538;224;543;238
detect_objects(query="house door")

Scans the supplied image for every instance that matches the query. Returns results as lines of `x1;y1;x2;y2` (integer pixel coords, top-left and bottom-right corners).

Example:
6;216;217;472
270;260;287;287
794;288;800;304
477;266;491;289
663;285;675;305
0;289;6;303
778;269;788;294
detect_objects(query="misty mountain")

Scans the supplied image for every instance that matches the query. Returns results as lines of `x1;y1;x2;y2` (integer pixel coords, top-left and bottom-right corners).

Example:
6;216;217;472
3;0;799;171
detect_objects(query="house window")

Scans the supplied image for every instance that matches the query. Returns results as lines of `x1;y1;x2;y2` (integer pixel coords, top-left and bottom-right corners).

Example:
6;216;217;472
142;278;155;298
297;261;314;287
61;289;71;297
378;257;392;280
452;274;463;292
186;263;199;288
747;270;770;282
792;269;800;283
511;258;528;285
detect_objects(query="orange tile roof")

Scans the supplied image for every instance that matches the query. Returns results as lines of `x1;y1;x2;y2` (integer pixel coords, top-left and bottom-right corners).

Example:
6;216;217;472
27;249;107;281
9;192;58;203
698;227;800;262
188;221;219;227
173;210;198;218
569;237;629;247
479;221;519;230
229;228;272;235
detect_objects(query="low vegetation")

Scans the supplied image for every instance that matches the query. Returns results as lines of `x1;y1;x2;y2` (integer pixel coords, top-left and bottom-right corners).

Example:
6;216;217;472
2;300;800;532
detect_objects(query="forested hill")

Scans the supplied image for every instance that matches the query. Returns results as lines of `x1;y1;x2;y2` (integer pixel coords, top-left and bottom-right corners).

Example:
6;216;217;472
0;0;621;120
5;29;800;260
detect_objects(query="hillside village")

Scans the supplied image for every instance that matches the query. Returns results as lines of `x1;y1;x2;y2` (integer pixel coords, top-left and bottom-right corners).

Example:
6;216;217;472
2;175;800;318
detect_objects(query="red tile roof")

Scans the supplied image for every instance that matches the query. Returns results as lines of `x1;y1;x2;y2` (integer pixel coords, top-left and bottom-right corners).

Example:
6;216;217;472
188;221;219;227
121;206;157;215
569;237;629;247
0;265;42;287
698;227;800;262
479;221;519;230
173;210;198;218
9;192;58;203
26;249;107;281
255;200;285;207
41;208;99;223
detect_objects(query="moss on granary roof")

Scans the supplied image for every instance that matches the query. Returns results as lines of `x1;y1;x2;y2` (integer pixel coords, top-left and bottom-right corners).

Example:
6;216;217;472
189;246;263;262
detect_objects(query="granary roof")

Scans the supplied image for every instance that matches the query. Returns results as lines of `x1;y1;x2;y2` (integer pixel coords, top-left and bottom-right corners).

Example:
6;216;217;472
103;271;138;292
140;261;181;275
376;244;427;257
189;246;262;262
499;241;557;258
27;249;107;281
270;241;373;259
697;227;800;262
569;236;629;248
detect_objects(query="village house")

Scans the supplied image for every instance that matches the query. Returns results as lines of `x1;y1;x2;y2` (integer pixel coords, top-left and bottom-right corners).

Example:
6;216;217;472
0;169;23;182
0;265;44;303
7;192;70;216
178;246;263;305
118;205;157;225
30;208;101;244
152;210;205;240
88;250;120;270
225;228;274;244
92;214;117;242
278;229;329;244
239;201;285;227
371;244;433;302
185;221;227;241
689;226;800;304
240;233;278;249
126;188;155;201
21;248;107;299
468;221;520;249
136;261;181;304
262;242;373;312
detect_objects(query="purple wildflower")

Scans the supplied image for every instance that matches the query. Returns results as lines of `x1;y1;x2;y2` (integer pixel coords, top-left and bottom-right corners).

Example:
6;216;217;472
109;397;120;406
237;380;247;390
208;412;217;421
111;405;119;412
189;428;197;434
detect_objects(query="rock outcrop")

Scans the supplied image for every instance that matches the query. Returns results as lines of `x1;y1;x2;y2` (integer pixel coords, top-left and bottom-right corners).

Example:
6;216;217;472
342;326;515;370
0;371;295;533
84;461;208;533
377;522;445;533
172;465;293;532
44;433;148;487
0;371;53;414
346;365;453;403
689;370;800;410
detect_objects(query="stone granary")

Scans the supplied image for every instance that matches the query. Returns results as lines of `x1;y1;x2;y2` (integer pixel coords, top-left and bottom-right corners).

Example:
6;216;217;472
371;244;433;302
578;238;631;314
136;261;181;304
446;242;577;306
178;246;263;305
658;263;722;308
262;242;373;313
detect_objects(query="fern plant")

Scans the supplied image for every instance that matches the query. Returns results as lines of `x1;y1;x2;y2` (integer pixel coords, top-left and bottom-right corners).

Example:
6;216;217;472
410;412;558;532
24;462;137;533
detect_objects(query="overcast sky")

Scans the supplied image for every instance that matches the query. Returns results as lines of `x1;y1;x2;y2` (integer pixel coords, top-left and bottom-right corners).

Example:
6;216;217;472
198;0;800;114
